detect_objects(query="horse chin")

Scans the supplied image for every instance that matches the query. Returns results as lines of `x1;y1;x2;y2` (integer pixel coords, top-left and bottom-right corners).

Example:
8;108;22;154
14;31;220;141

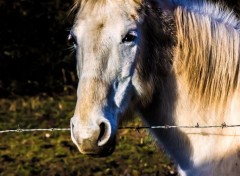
85;136;116;158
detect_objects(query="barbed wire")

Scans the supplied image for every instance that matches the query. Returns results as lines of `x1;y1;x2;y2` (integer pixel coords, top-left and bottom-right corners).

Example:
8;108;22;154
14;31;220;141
1;122;240;134
0;128;70;134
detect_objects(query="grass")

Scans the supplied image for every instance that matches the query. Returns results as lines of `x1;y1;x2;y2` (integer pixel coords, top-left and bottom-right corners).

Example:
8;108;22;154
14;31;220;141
0;95;177;176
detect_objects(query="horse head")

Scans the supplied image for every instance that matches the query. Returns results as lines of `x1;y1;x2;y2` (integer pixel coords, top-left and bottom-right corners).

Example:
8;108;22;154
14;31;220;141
70;0;144;156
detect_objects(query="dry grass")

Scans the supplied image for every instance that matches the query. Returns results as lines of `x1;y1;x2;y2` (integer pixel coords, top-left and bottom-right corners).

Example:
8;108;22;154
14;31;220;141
0;95;177;175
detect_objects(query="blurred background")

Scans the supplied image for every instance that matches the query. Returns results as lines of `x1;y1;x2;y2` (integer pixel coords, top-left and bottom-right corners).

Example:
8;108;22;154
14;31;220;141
0;0;240;175
0;0;76;97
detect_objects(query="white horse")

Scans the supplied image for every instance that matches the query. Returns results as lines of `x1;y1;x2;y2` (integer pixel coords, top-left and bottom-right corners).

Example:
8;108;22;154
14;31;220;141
70;0;240;175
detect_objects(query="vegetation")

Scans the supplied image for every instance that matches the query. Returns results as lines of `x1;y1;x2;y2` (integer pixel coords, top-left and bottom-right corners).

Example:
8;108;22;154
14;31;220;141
0;96;177;175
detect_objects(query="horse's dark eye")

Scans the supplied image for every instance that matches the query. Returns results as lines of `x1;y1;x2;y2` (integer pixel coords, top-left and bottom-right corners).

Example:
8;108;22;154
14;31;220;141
122;31;138;43
68;32;77;48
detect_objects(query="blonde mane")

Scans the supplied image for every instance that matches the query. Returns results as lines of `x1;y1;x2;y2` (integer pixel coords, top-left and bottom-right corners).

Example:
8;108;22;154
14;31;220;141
174;1;240;108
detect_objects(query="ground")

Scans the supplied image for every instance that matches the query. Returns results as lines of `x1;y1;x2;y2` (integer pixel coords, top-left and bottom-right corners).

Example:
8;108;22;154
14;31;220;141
0;95;177;176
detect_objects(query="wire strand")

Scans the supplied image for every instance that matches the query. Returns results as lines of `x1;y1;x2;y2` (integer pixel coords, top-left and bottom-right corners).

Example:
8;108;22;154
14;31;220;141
1;123;240;134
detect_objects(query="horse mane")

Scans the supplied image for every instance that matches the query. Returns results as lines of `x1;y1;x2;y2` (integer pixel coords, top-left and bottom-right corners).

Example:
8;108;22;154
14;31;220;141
173;0;240;107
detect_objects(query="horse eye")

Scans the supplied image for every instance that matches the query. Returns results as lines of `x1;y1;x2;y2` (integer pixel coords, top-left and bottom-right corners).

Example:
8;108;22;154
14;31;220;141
68;33;77;48
122;31;138;43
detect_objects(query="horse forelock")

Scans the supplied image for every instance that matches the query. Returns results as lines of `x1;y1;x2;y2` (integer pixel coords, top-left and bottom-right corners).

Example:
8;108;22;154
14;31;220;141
73;0;143;12
174;1;240;108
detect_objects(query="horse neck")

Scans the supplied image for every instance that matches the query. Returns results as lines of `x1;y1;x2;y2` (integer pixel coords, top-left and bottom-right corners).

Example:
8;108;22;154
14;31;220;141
136;2;240;173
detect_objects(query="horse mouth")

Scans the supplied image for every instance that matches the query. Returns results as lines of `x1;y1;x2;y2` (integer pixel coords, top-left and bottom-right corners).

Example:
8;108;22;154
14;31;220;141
88;143;116;157
77;136;116;158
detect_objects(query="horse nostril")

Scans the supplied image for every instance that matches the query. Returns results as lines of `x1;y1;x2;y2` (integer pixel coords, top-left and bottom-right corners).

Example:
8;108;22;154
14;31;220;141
70;118;79;147
97;121;111;146
98;122;106;142
71;123;74;130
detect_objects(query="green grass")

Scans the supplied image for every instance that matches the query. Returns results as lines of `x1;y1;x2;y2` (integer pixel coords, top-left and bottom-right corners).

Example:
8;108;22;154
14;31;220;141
0;95;177;176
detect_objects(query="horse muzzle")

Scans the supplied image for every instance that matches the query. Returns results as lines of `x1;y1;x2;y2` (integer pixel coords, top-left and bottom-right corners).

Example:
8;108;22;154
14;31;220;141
70;117;116;157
